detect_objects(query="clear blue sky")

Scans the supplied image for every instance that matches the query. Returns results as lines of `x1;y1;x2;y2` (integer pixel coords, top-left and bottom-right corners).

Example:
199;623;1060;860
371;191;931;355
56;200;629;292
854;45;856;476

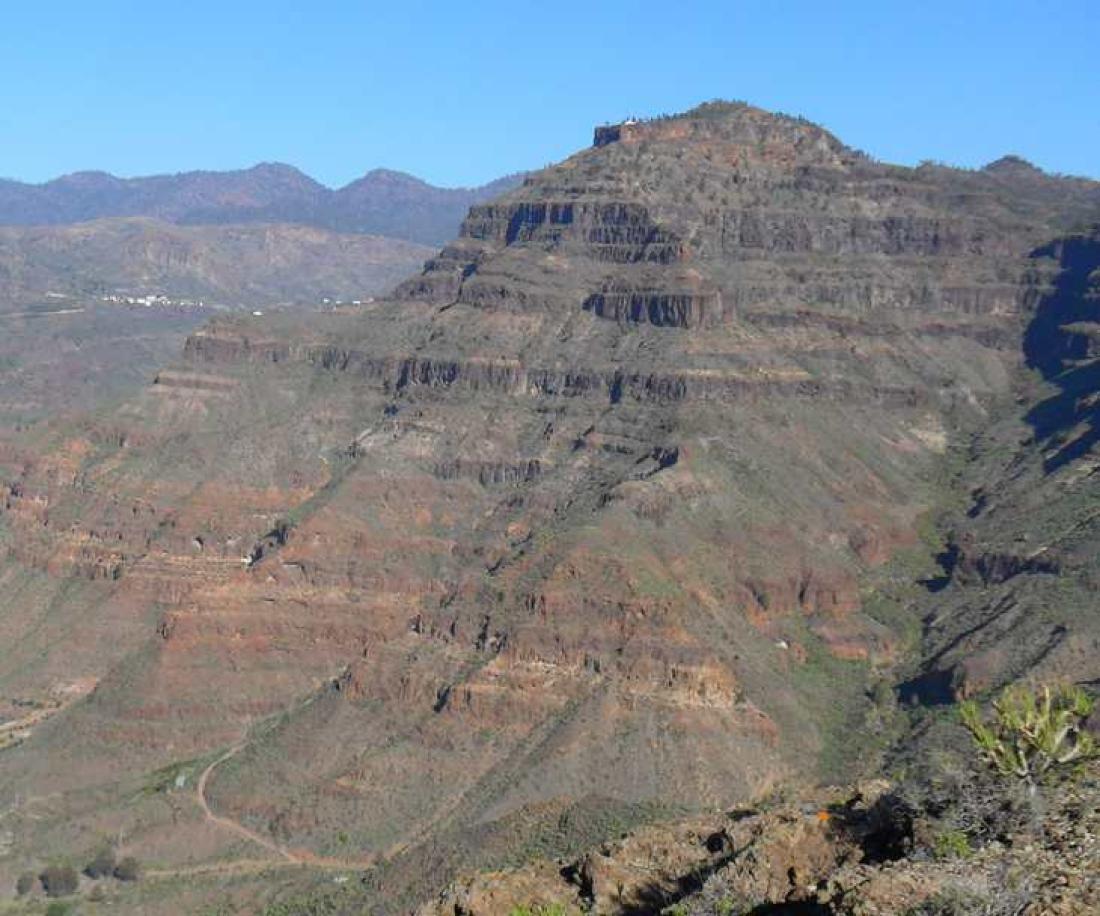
2;0;1097;188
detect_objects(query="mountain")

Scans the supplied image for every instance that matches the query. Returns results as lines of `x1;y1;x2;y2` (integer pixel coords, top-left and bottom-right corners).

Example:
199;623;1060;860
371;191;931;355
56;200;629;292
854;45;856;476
0;168;447;447
0;163;326;226
0;164;526;246
0;218;434;305
0;101;1097;914
331;169;528;246
417;225;1100;916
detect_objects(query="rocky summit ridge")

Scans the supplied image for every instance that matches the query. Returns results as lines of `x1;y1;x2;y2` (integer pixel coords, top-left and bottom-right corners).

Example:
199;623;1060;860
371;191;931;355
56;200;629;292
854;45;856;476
0;101;1097;913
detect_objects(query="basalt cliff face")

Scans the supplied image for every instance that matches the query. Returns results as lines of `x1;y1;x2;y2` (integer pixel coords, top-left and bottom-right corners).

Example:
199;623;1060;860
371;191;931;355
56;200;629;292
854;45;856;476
0;102;1097;912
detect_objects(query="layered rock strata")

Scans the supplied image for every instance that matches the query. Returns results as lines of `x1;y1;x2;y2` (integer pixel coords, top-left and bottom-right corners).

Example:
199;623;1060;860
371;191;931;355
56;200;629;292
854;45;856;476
0;102;1097;908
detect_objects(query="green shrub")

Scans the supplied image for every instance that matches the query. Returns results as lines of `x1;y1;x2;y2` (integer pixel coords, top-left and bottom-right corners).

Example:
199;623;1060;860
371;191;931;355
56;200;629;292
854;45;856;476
871;678;896;709
931;828;972;860
904;887;988;915
270;518;292;545
84;846;116;878
15;871;34;896
46;902;74;916
896;749;1031;846
113;855;141;882
960;683;1097;792
902;880;1033;916
508;905;570;916
38;864;79;897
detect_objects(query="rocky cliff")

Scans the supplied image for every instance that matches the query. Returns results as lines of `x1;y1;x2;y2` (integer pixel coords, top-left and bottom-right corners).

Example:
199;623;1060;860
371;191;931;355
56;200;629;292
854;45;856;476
0;101;1097;914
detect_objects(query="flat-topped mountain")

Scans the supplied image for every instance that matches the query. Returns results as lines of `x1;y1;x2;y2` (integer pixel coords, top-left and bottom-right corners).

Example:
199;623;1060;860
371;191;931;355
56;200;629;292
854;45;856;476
0;101;1097;913
0;164;525;246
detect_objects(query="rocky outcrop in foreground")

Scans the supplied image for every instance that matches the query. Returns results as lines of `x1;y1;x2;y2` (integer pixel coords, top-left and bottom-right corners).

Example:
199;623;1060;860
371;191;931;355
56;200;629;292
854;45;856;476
422;767;1100;915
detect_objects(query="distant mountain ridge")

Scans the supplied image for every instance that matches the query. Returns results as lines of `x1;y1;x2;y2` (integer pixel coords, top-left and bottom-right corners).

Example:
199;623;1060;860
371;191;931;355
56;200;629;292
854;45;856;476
0;164;526;246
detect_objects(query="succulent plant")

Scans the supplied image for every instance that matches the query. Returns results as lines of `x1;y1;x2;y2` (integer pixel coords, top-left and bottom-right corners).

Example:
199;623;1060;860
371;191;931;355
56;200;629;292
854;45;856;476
960;684;1097;791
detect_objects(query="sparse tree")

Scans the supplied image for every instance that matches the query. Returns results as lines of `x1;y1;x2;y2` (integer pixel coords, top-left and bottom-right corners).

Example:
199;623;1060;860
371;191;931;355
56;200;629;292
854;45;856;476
38;864;78;897
113;856;141;882
84;846;116;879
270;518;292;546
15;871;34;896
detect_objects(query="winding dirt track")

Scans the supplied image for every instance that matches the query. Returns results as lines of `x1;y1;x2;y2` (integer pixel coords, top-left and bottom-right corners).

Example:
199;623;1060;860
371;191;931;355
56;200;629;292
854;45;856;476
145;740;375;878
194;744;297;863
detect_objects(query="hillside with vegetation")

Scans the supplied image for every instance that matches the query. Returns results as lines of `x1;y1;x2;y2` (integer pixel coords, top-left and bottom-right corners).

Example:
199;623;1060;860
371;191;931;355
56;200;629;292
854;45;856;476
0;101;1096;915
0;218;433;307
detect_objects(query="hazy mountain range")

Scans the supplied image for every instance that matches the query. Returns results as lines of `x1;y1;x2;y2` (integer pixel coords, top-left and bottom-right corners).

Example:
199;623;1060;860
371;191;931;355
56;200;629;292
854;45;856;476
0;165;526;308
0;164;526;246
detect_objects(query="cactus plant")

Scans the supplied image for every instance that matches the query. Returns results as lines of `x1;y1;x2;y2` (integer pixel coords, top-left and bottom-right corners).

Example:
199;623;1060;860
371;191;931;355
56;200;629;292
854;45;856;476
959;683;1097;792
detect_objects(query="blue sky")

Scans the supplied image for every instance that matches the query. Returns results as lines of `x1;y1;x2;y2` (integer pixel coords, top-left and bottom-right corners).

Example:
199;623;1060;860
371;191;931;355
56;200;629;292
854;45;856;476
2;1;1097;187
